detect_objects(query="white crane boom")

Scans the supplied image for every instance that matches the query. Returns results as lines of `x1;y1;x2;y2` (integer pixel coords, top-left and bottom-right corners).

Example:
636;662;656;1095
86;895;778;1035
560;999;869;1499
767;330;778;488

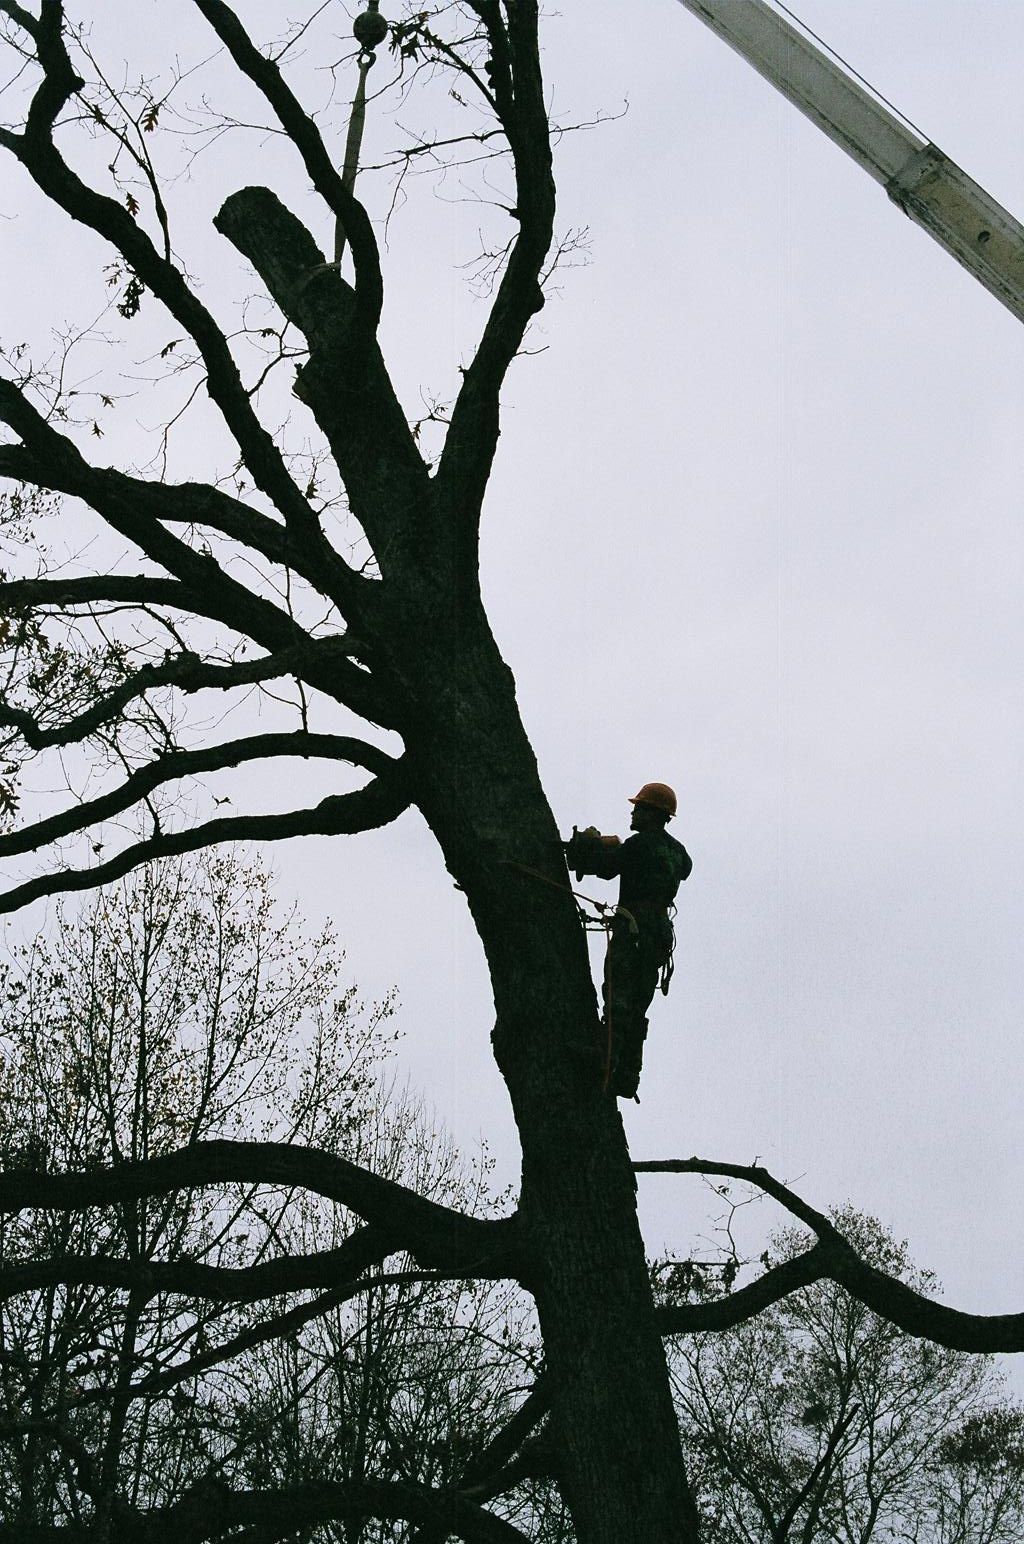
674;0;1024;325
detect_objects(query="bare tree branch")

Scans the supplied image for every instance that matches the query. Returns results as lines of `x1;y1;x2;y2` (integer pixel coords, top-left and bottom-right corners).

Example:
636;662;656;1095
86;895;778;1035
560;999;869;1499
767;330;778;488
639;1157;1024;1352
0;1416;98;1499
0;573;190;611
406;1375;555;1544
190;0;383;327
0;2;39;41
0;731;397;857
654;1244;833;1336
129;1280;462;1403
0;764;411;912
0;642;379;750
0;379;333;651
153;1478;533;1544
636;1157;838;1237
0;1139;519;1277
437;0;555;537
0;1238;394;1307
0;6;350;571
0;1477;534;1544
458;1375;552;1495
0;443;350;605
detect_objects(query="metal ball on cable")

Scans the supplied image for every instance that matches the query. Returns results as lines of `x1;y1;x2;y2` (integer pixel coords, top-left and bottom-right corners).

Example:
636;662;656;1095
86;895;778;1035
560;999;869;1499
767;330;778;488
352;2;388;65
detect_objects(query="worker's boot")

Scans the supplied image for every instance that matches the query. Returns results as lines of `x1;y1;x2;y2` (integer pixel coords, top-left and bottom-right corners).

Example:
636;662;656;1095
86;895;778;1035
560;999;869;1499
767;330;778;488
610;1018;647;1101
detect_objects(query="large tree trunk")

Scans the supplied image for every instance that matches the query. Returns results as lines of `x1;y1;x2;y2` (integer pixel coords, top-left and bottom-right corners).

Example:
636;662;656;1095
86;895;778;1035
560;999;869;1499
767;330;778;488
387;594;701;1544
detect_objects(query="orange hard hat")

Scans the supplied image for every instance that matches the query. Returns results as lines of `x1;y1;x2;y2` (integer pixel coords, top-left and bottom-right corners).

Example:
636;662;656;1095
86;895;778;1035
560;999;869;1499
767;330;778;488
629;782;677;818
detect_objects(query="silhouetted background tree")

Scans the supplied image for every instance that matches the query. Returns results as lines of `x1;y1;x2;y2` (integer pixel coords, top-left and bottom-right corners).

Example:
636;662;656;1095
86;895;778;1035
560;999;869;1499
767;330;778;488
666;1212;1024;1543
0;857;567;1541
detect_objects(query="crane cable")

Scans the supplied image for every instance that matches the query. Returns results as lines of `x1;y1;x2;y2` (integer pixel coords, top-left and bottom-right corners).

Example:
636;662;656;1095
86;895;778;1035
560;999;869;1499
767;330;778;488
336;2;389;266
768;0;928;142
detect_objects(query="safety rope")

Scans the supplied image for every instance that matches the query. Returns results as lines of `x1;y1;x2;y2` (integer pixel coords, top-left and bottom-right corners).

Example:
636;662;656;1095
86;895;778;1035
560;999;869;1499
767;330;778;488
503;861;637;934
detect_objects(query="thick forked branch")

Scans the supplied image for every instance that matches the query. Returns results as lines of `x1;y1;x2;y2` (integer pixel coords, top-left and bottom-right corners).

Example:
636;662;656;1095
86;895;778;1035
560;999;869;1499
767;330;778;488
437;0;555;535
0;5;350;578
0;1139;519;1277
191;0;383;327
0;731;397;858
0;763;411;913
213;187;428;562
639;1157;1024;1352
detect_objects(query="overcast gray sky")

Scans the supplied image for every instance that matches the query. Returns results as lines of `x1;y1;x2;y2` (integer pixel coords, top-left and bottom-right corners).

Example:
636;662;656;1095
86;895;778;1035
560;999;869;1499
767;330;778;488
2;0;1023;1358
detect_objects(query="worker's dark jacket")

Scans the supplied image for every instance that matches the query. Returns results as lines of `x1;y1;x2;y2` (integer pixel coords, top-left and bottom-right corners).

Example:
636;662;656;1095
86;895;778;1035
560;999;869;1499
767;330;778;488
577;827;692;939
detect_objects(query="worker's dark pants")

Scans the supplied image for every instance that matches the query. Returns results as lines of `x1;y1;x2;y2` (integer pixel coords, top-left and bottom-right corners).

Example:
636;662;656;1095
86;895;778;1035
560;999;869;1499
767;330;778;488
602;919;668;1096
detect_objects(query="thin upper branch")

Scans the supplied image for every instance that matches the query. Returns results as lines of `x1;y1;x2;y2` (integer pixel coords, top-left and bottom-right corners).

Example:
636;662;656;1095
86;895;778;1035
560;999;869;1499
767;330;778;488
0;642;379;750
638;1157;1024;1352
436;0;555;538
0;8;354;578
0;442;364;614
0;379;328;655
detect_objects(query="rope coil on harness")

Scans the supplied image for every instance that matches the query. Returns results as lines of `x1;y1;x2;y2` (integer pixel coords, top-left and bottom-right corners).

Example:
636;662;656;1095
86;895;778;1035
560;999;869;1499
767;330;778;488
336;2;389;265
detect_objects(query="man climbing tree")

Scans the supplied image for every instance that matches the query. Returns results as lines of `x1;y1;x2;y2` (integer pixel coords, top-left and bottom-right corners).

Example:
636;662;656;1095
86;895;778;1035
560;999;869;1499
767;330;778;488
566;783;692;1099
3;5;1024;1543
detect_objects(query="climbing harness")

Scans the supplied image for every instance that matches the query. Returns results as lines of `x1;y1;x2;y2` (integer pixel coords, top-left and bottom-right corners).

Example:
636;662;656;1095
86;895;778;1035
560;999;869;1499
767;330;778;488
336;2;389;265
504;861;638;1094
